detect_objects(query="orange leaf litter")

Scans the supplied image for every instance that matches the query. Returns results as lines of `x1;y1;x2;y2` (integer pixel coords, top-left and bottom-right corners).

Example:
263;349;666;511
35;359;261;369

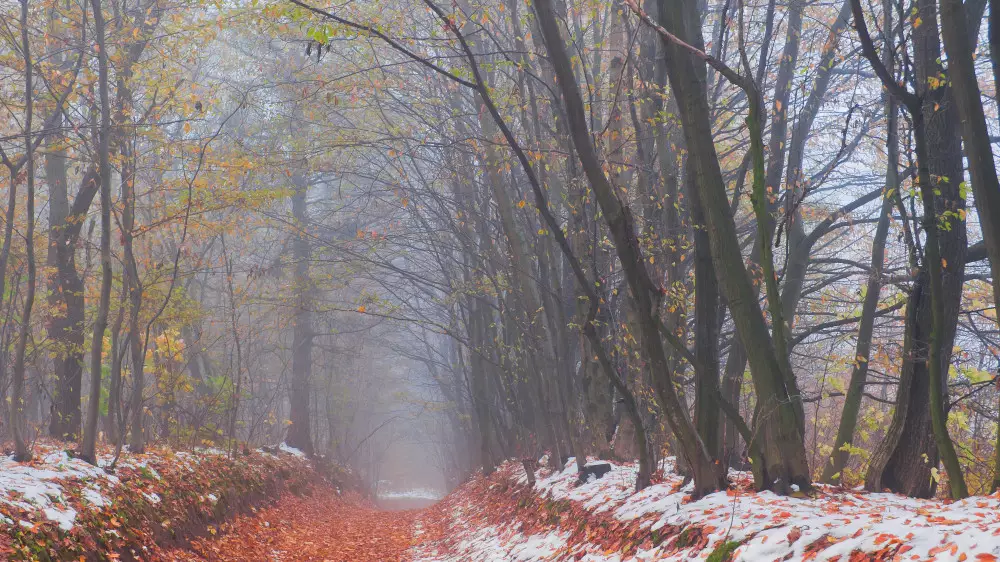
156;486;433;562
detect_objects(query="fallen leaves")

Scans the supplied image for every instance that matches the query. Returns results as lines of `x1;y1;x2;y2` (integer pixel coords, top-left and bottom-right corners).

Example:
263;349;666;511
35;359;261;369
162;488;420;561
787;526;802;544
0;440;318;560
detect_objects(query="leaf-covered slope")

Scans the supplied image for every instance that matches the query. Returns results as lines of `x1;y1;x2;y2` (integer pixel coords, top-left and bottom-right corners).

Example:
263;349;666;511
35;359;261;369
413;458;1000;561
0;441;320;560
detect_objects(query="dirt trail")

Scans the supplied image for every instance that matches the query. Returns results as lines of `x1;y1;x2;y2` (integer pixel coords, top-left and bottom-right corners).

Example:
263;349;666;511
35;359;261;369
157;486;429;561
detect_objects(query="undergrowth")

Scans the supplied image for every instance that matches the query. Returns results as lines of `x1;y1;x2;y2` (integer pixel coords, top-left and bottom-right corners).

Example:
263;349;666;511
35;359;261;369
706;540;742;562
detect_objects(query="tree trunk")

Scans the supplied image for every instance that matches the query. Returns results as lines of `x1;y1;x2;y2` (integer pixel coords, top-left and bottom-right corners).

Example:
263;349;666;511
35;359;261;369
991;0;1000;112
432;0;654;489
106;292;126;445
937;0;1000;491
80;0;114;464
123;121;145;453
463;288;497;477
535;0;723;496
688;171;721;461
655;0;811;494
764;0;803;202
821;29;896;482
478;111;560;466
286;174;314;456
44;8;89;441
11;0;35;461
914;118;968;499
860;0;967;499
779;0;853;325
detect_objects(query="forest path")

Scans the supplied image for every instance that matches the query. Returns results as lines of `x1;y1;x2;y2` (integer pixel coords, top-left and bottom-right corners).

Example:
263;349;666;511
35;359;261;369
158;486;427;561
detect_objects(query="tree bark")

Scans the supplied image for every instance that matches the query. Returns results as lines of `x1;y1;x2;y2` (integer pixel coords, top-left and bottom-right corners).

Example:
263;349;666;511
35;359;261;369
853;0;968;498
106;288;126;445
651;0;812;493
11;0;35;461
938;0;1000;494
286;174;314;456
44;6;92;441
468;298;496;476
822;8;897;480
688;171;721;461
764;0;803;204
991;0;1000;112
779;0;853;325
535;0;724;496
80;0;114;464
124;199;145;452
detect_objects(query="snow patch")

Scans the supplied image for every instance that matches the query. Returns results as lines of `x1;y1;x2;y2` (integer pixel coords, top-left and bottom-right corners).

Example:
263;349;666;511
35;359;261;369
0;448;115;531
42;506;76;531
279;444;306;458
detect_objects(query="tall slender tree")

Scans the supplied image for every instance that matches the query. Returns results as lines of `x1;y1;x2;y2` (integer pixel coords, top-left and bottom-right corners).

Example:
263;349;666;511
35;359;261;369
80;0;114;465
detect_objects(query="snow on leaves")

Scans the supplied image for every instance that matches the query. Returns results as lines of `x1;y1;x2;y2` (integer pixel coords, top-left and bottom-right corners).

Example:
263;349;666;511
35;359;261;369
413;458;1000;561
0;440;315;560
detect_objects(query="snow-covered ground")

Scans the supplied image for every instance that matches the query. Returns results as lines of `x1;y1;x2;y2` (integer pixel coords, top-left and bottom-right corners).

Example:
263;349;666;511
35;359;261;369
414;506;573;562
0;448;113;531
413;457;1000;561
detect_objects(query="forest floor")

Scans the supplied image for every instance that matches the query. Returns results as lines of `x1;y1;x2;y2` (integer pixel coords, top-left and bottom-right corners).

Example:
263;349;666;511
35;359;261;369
0;440;324;559
155;455;1000;561
157;487;426;561
16;445;1000;561
407;458;1000;562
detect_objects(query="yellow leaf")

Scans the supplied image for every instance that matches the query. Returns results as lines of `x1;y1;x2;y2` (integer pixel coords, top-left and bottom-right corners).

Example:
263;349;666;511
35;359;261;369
517;199;526;208
357;305;366;313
